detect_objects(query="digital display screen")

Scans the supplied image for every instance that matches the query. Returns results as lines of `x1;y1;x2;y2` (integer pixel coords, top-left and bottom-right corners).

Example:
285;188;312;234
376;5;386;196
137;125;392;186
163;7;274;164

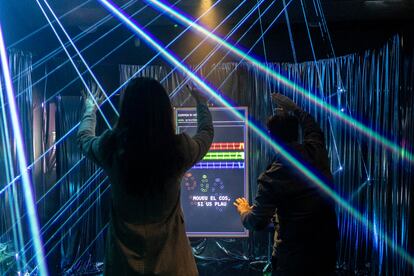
175;107;248;237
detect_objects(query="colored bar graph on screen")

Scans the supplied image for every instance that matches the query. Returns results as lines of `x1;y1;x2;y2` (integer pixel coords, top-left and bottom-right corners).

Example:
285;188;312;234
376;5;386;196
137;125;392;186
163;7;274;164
209;142;244;151
202;151;244;160
192;162;245;169
176;107;248;237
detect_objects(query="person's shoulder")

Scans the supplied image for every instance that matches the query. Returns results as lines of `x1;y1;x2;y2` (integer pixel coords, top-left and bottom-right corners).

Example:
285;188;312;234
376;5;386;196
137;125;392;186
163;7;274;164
173;133;194;156
175;132;190;146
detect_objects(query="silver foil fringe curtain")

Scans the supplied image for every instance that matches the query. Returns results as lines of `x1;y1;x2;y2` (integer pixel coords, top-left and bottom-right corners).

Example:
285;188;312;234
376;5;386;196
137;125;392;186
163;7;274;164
120;35;413;275
0;36;412;275
0;50;35;273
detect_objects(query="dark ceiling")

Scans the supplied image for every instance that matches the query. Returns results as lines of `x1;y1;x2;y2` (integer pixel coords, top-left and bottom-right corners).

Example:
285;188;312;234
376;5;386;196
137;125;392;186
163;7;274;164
3;0;414;34
1;0;413;64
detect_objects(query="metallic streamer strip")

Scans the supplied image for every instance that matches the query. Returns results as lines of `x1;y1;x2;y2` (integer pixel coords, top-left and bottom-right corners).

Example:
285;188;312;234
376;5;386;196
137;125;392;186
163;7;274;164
0;24;48;276
144;0;414;163
100;1;414;267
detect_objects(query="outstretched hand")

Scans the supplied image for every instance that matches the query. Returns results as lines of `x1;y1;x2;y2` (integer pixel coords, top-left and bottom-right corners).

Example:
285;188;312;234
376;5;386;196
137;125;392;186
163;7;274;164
271;93;299;112
81;82;105;112
233;197;252;215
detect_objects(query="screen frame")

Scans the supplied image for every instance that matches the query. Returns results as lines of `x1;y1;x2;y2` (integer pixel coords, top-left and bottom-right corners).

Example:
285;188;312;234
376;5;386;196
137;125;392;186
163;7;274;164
175;106;249;238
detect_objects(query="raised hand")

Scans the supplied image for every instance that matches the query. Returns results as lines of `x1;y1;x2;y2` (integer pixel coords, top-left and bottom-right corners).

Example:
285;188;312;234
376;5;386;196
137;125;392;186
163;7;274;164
82;82;105;112
187;83;207;104
271;93;299;112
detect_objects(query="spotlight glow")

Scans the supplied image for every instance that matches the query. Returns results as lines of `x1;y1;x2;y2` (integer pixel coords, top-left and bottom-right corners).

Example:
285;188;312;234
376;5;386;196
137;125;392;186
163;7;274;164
0;24;48;276
167;0;270;99
144;0;413;163
97;0;414;267
0;0;222;199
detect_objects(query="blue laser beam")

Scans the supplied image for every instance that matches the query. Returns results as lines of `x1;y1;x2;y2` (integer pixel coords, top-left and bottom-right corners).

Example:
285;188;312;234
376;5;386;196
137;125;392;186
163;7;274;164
28;179;110;273
174;0;291;106
8;0;94;49
101;0;270;105
299;0;323;87
168;0;277;100
282;0;297;63
16;173;106;274
20;0;239;268
14;0;146;105
35;0;113;129
98;0;234;101
144;0;414;163
256;0;268;62
0;122;80;197
0;158;87;242
0;73;27;273
295;0;342;169
0;0;219;200
0;24;48;276
163;0;268;97
96;0;414;267
349;179;370;202
11;0;138;84
15;0;258;266
66;222;109;274
298;0;368;181
40;0;119;116
16;170;105;264
33;0;186;110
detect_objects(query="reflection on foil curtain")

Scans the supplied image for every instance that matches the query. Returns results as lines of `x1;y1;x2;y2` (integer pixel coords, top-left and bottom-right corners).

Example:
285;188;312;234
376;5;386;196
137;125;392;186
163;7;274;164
55;95;108;274
120;35;413;275
0;50;34;273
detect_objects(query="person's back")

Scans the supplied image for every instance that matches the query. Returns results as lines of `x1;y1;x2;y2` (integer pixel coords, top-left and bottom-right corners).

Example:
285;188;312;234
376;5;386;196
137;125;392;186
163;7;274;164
260;141;338;275
77;78;214;275
234;93;338;276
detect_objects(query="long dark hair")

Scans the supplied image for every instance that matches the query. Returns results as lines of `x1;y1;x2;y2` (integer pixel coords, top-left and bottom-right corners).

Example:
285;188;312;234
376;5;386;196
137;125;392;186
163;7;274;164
115;77;183;195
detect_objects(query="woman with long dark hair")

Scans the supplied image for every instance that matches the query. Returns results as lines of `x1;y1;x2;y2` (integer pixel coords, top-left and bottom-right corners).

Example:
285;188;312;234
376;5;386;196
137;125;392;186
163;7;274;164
77;78;214;275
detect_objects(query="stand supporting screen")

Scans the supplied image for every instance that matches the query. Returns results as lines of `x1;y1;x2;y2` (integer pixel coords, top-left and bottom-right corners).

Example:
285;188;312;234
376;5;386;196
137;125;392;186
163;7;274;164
175;107;248;237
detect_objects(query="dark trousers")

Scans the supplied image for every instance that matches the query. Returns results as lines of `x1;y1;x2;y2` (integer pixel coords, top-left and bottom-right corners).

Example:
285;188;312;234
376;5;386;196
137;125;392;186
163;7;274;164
272;242;336;276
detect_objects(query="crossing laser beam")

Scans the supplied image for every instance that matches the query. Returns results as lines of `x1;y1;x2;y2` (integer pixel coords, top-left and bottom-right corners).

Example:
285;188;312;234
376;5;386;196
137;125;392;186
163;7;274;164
40;0;119;116
0;0;223;199
97;0;414;267
144;0;413;163
35;0;113;129
11;0;137;84
169;0;280;100
166;0;269;98
0;24;48;276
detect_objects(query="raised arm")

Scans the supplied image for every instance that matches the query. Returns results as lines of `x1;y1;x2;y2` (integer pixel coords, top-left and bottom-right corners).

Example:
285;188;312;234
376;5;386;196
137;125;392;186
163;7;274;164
182;88;214;168
77;84;110;166
272;93;324;147
272;93;331;181
294;109;325;147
